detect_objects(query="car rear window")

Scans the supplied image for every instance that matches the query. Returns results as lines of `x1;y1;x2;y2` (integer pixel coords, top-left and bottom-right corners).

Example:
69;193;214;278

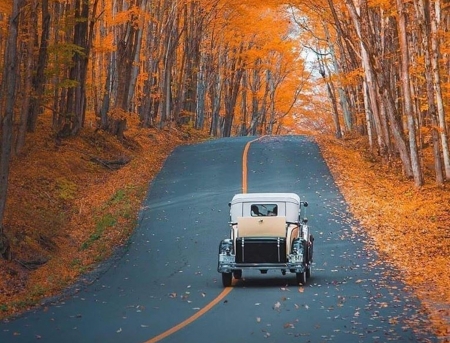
250;204;278;217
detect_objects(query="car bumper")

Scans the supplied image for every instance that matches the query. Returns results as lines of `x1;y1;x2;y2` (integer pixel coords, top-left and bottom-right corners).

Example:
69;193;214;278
218;256;306;274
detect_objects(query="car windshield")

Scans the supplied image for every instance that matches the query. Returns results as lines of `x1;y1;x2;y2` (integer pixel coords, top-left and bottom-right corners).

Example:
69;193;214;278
250;204;278;217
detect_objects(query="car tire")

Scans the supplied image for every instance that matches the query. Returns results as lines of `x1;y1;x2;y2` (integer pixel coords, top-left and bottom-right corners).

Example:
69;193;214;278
222;272;232;287
296;271;307;285
306;266;311;279
233;270;242;279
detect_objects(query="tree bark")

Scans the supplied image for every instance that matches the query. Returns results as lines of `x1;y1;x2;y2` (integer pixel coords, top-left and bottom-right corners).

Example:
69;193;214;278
318;55;342;139
63;0;90;136
344;0;387;155
415;0;444;185
27;0;50;133
396;0;423;186
222;44;244;137
16;0;37;154
0;0;23;259
429;0;450;179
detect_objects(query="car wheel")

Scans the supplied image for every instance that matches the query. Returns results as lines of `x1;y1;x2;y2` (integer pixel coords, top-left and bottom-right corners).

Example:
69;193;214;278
222;272;232;287
233;270;242;279
306;266;311;279
296;271;307;285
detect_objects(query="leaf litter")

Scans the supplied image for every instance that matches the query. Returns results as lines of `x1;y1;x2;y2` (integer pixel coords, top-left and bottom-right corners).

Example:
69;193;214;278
316;135;450;340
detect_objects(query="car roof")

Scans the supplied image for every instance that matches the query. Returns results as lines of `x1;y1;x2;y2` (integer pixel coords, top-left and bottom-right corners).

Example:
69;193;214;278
230;193;300;205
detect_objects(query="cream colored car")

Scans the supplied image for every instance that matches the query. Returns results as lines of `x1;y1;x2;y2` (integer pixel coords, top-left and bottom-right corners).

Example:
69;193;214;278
217;193;314;287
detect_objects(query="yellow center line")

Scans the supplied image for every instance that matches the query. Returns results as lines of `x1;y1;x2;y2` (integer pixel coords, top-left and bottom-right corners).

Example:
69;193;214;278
144;287;233;343
144;137;261;343
242;137;261;193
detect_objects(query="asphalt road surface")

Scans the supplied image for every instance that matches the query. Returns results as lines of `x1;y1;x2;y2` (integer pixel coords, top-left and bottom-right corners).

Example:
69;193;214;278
0;136;437;343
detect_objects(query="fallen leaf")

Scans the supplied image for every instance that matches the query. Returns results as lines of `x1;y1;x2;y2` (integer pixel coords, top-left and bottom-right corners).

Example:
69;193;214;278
273;301;281;311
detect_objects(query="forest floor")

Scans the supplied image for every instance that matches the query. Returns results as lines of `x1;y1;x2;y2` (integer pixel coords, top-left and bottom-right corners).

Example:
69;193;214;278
0;115;449;340
316;135;450;341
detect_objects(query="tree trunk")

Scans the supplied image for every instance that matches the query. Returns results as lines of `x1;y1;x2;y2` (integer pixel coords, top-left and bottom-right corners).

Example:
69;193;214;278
63;0;90;136
323;19;352;132
318;55;342;139
249;61;262;136
429;0;450;179
362;81;374;150
209;66;222;136
27;0;50;133
415;0;444;185
0;0;23;259
396;0;423;186
16;0;37;154
344;0;387;155
196;53;207;130
222;45;244;137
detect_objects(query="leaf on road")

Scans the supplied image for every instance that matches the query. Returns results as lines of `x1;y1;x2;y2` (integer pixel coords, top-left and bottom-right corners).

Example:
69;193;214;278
273;301;281;311
116;328;122;333
169;293;177;298
389;318;398;325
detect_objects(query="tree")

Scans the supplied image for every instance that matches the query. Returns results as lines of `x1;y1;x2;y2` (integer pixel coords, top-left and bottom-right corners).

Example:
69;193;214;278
26;0;50;135
395;0;423;186
414;0;444;185
0;0;24;259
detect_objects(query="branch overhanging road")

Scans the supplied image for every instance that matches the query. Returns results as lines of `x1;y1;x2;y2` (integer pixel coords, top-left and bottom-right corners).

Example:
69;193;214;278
0;136;437;343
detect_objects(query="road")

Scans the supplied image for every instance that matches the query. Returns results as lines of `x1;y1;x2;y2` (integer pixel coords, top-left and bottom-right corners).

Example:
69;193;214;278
0;136;437;342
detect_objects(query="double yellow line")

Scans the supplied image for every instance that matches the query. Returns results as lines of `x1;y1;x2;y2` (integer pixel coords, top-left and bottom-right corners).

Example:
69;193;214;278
145;138;260;343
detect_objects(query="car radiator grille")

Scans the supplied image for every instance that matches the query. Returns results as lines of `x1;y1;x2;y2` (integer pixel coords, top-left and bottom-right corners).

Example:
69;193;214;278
236;237;287;263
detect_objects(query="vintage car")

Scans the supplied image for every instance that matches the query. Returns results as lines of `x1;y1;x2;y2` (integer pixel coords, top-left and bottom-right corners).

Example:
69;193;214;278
217;193;314;287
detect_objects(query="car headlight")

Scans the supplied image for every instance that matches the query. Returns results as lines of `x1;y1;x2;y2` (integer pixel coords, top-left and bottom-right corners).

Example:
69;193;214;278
291;238;303;255
219;239;233;255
